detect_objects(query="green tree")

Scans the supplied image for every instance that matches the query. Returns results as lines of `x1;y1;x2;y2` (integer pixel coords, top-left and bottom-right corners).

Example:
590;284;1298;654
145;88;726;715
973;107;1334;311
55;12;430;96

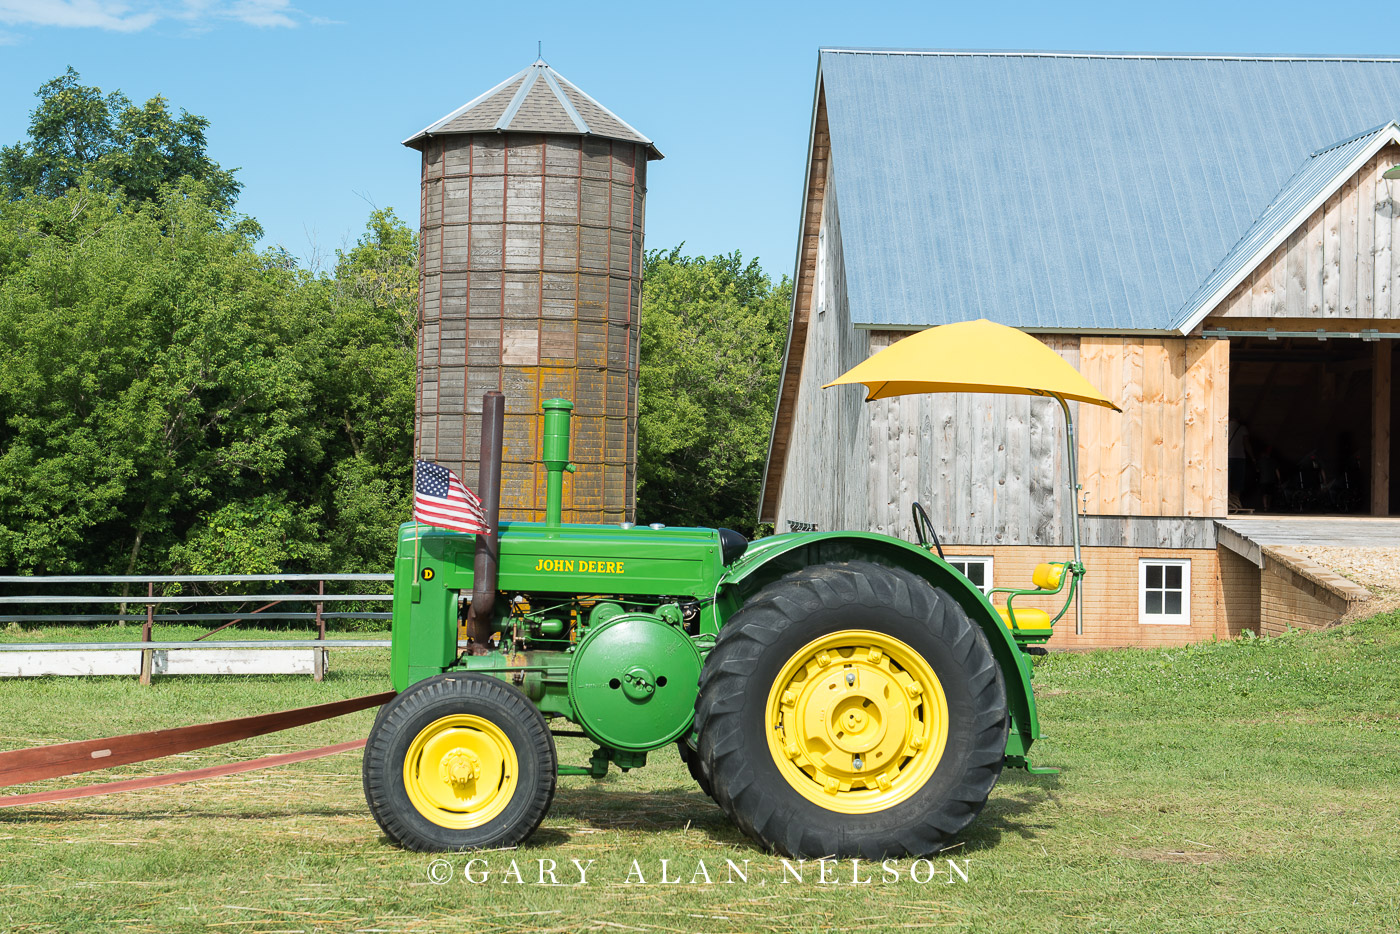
0;179;316;574
0;67;240;210
311;208;419;570
0;177;418;577
637;247;791;537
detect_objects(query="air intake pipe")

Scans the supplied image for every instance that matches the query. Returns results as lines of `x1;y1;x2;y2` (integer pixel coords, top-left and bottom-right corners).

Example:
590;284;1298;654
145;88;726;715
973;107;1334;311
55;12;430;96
541;398;575;527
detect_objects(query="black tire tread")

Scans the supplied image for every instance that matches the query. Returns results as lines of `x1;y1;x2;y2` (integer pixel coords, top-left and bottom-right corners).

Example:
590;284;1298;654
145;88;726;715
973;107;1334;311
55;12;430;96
676;737;714;799
695;560;1007;859
362;674;556;852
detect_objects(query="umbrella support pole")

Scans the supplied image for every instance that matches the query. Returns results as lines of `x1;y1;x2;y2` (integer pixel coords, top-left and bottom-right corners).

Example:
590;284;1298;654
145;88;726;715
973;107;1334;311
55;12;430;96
1055;395;1085;636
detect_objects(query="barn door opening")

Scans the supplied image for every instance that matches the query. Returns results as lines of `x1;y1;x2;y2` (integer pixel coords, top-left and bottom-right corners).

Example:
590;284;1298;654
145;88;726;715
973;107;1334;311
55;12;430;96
1227;337;1396;516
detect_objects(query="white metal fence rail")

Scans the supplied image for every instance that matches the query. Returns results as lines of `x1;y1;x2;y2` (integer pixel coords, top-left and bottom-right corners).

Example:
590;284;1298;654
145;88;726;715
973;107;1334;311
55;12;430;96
0;574;396;682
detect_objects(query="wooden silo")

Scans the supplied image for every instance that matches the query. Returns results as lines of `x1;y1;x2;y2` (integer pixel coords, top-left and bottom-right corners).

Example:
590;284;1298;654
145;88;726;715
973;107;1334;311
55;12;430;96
405;60;661;524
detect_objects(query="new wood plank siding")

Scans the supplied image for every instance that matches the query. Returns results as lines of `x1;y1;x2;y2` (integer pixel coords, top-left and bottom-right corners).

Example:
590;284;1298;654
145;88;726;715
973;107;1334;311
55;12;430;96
1076;337;1229;518
1210;143;1400;321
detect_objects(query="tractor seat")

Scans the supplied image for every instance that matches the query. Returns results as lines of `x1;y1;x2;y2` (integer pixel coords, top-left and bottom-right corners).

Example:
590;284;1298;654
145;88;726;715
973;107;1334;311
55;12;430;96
995;563;1066;632
1030;562;1064;590
997;606;1052;631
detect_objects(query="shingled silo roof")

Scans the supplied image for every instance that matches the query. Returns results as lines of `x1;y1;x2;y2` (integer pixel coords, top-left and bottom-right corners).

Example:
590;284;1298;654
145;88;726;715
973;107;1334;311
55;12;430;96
404;59;662;158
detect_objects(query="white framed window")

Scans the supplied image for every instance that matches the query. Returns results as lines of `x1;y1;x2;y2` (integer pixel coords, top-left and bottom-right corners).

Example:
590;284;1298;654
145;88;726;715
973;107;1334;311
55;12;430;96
947;556;994;595
816;226;827;315
1139;558;1190;625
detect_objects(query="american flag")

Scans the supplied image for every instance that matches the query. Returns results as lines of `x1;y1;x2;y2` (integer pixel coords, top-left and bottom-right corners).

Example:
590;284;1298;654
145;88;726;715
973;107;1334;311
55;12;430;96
413;459;489;534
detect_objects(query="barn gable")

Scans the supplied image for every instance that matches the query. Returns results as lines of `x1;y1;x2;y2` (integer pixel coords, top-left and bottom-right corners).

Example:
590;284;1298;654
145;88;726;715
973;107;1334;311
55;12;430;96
1176;122;1400;332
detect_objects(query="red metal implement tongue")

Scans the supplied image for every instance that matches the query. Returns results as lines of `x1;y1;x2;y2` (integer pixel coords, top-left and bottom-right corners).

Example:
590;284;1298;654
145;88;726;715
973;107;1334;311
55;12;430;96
0;740;368;808
0;691;394;787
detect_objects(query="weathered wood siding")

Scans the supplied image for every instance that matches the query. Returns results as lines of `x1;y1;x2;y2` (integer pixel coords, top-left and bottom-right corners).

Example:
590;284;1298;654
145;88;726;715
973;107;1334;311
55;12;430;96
772;161;1084;544
1077;337;1229;518
417;133;646;523
762;90;831;524
1210;143;1400;321
774;234;1226;543
773;160;874;534
857;332;1082;545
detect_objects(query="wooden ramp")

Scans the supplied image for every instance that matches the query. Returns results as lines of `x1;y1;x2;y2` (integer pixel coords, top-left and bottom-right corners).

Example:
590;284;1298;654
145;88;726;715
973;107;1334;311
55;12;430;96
1215;517;1387;632
1217;516;1400;553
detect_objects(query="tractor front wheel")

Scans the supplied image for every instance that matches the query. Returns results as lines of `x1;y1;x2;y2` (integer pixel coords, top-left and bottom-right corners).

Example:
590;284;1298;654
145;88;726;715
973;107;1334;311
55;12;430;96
363;673;556;852
695;561;1007;859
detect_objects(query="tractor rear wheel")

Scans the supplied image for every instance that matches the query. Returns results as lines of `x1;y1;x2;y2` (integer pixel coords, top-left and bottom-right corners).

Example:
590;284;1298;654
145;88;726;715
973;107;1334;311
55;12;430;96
677;736;713;798
695;561;1007;859
363;673;556;852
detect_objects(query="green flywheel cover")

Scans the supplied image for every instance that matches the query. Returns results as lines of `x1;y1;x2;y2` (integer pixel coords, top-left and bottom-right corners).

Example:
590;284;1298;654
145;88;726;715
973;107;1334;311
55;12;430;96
567;613;702;752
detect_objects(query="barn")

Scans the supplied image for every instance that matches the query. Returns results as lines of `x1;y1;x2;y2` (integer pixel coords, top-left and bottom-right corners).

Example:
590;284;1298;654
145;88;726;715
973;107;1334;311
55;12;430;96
762;50;1400;647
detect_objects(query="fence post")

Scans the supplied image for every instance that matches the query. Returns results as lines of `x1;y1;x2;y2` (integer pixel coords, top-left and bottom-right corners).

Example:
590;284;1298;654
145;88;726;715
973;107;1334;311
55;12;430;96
313;579;326;682
139;582;154;685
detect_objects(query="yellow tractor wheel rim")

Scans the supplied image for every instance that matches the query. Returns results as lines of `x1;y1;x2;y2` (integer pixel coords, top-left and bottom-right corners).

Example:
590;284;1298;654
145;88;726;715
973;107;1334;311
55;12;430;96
403;714;519;829
765;630;950;815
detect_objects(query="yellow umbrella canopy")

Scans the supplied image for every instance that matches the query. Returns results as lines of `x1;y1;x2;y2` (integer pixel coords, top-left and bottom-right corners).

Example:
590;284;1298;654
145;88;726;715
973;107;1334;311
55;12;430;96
825;317;1119;637
825;318;1121;411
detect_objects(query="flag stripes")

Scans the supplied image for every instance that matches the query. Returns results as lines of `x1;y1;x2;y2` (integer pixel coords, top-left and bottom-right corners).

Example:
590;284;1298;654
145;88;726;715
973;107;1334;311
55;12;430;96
412;459;489;534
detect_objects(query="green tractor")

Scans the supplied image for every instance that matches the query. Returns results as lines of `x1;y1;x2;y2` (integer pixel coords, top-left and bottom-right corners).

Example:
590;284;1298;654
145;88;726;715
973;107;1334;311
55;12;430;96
363;388;1072;859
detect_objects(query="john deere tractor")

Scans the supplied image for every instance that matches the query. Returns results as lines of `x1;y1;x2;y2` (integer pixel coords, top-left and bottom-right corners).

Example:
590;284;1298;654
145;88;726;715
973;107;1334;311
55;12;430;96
363;393;1059;858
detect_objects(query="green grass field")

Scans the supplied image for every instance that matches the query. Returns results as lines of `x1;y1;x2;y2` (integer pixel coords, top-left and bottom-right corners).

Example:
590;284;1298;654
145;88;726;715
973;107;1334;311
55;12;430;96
0;616;1396;933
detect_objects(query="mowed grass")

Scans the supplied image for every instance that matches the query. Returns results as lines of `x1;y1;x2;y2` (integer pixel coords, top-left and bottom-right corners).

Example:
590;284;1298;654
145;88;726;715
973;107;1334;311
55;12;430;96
0;616;1396;933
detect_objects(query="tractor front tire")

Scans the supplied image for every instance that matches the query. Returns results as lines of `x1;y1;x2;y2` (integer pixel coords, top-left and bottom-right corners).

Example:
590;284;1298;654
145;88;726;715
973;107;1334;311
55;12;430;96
695;561;1007;859
363;673;556;852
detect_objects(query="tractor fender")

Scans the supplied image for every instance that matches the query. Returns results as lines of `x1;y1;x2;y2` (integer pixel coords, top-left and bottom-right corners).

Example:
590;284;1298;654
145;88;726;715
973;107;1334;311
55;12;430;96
716;531;1040;757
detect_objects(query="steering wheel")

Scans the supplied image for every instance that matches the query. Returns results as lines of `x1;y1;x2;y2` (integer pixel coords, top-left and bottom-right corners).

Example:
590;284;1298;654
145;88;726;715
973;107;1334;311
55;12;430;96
911;502;945;560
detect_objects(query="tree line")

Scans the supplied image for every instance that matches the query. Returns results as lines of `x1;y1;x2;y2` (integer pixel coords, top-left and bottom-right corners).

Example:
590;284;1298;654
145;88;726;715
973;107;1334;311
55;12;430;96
0;70;791;576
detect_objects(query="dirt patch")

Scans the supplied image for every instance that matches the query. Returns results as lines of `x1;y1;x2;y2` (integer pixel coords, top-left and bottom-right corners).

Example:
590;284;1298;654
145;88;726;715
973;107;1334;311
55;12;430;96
1290;546;1400;621
1120;848;1230;864
1342;593;1400;623
1292;546;1400;591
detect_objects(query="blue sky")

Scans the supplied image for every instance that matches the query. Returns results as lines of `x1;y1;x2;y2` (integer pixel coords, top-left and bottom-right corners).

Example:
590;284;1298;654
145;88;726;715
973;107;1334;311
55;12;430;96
1;1;1396;281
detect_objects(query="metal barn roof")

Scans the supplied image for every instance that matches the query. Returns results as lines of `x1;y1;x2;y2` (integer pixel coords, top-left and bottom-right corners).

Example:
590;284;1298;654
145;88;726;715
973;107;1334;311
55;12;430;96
1172;121;1400;331
819;50;1400;332
404;59;661;158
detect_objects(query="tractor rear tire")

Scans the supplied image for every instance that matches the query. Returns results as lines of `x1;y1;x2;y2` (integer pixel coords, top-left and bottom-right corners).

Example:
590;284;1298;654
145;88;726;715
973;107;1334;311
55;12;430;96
695;560;1007;859
677;737;714;798
363;673;556;852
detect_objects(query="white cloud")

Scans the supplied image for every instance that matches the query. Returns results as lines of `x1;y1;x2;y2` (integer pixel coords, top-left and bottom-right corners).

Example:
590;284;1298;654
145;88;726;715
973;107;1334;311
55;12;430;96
0;1;158;32
0;0;310;32
224;0;296;28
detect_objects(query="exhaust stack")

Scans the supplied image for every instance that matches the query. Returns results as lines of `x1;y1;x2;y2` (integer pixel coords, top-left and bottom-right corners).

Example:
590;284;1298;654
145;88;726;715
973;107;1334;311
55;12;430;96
464;391;504;651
